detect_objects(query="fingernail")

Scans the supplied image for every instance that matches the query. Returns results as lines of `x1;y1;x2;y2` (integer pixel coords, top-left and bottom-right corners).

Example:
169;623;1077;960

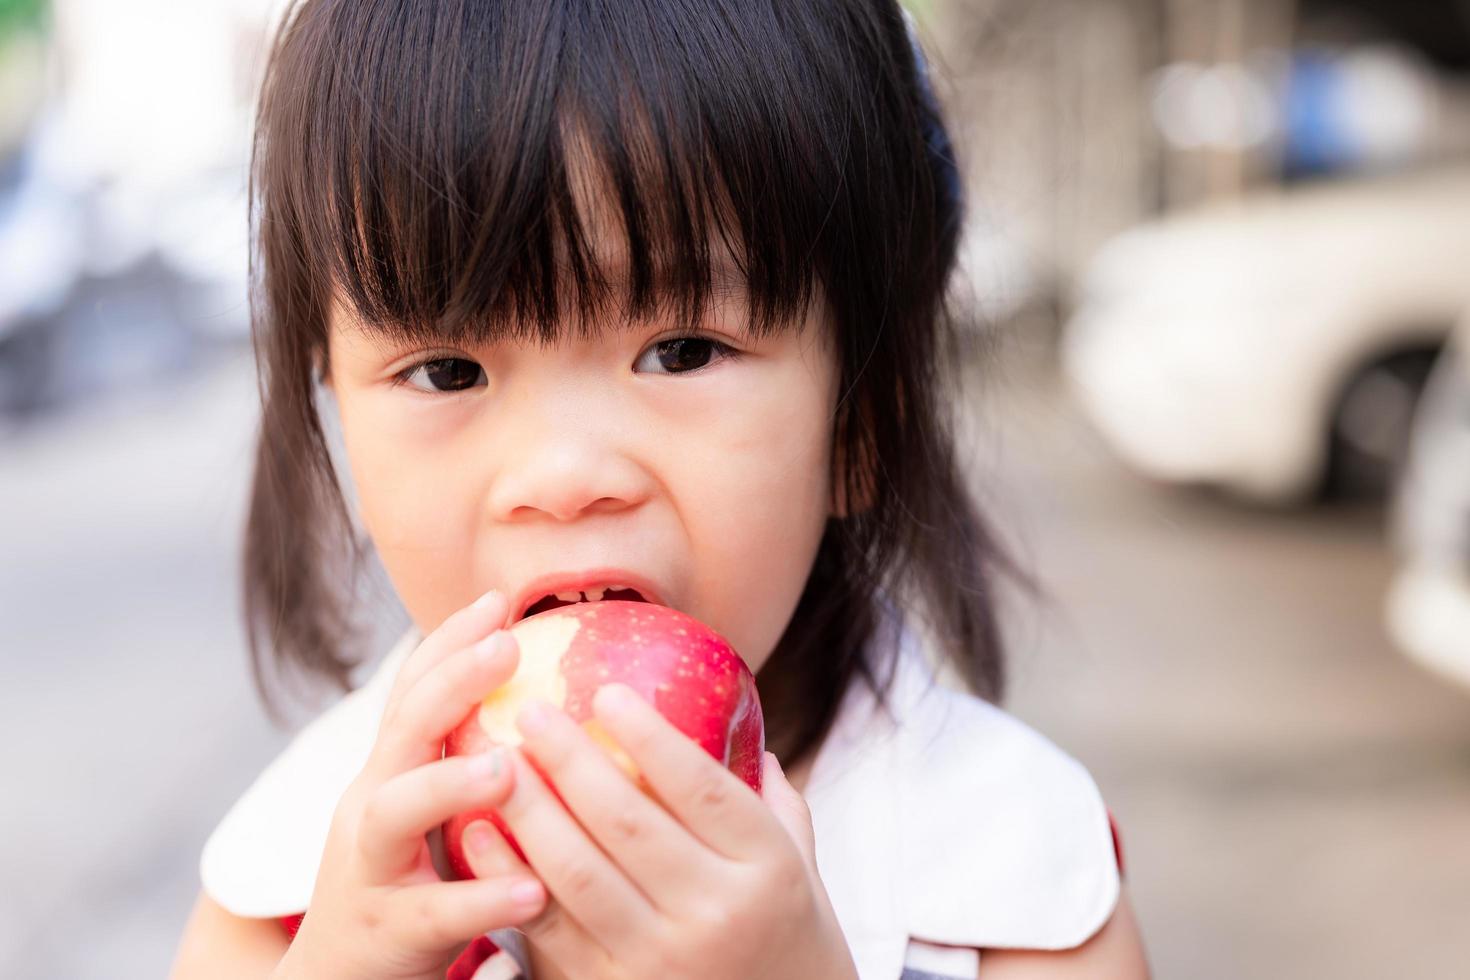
517;700;552;735
510;879;544;905
466;822;496;853
468;748;504;780
595;684;638;716
475;632;508;661
473;589;503;610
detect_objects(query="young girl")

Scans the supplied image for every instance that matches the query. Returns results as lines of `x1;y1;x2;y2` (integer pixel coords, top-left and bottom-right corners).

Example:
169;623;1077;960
173;0;1148;977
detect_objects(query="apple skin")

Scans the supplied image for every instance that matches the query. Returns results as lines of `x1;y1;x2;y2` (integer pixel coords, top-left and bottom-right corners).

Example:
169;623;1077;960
442;600;764;879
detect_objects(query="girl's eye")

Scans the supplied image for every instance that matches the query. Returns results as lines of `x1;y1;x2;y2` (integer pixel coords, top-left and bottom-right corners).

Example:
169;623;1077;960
397;357;486;393
633;337;735;375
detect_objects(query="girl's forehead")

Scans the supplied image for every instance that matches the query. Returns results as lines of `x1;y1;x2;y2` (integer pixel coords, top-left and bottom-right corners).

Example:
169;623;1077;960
326;147;817;350
325;277;830;373
325;243;788;351
551;136;758;312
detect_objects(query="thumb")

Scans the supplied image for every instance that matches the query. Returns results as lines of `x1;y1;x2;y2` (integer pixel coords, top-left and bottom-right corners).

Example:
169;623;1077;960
760;751;817;865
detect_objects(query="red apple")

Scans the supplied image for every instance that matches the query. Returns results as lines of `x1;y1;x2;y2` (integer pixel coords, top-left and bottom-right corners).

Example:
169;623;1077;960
442;600;764;879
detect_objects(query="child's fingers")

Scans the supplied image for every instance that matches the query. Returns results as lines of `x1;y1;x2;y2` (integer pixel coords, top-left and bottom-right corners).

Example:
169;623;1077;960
494;750;657;951
458;821;607;975
372;631;519;774
461;812;612;979
384;590;511;716
387;876;547;953
512;698;711;911
358;751;515;878
759;751;818;867
590;684;772;861
461;819;527;879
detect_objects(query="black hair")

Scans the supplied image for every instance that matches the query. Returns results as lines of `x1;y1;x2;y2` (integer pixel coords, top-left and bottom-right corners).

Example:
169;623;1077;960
245;0;1009;765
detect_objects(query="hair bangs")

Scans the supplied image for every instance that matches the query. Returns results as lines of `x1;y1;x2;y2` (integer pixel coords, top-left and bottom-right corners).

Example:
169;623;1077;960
257;0;861;351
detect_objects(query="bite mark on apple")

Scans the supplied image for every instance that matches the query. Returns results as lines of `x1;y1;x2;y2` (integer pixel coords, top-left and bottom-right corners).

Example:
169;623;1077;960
476;615;576;745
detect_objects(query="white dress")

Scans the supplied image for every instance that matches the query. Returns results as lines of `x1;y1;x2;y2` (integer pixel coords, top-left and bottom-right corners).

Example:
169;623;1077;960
201;613;1120;979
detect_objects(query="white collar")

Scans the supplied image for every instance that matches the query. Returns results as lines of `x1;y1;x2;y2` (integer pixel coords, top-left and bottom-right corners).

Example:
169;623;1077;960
202;619;1118;976
802;617;1119;977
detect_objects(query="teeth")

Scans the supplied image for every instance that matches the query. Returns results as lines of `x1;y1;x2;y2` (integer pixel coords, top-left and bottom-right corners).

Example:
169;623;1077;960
533;585;635;611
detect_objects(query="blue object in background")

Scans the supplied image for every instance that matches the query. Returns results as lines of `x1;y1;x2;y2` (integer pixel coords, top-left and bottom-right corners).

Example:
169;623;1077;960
1282;50;1359;178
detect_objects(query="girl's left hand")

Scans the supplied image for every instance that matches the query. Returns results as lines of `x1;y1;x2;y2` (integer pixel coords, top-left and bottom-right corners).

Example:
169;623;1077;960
459;683;858;980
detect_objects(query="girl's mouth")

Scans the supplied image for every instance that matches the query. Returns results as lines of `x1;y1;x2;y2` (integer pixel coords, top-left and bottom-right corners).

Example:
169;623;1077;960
519;586;650;621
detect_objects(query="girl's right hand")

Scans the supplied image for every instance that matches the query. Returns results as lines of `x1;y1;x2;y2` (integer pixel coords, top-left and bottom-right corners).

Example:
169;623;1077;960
275;591;548;980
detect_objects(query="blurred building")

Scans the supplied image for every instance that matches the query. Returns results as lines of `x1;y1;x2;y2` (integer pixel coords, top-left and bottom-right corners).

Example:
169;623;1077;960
0;0;280;422
934;0;1470;327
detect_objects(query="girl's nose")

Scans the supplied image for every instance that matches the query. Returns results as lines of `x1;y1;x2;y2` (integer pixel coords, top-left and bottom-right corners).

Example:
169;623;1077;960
485;422;653;524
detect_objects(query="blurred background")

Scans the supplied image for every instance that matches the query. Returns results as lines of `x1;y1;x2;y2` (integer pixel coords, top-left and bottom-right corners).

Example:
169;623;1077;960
2;0;1468;976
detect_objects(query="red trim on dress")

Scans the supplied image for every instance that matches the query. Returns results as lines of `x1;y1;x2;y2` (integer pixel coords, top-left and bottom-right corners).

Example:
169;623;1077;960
447;935;500;980
1107;809;1126;879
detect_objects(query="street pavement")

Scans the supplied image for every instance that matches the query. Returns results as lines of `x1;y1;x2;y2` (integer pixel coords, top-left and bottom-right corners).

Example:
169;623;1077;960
970;340;1470;979
2;344;1467;978
1;350;288;977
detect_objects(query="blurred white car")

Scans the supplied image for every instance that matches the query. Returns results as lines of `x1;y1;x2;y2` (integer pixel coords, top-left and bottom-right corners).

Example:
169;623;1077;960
1387;316;1470;690
1062;167;1470;503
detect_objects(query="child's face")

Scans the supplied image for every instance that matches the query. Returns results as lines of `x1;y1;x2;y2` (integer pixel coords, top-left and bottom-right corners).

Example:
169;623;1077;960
324;270;840;672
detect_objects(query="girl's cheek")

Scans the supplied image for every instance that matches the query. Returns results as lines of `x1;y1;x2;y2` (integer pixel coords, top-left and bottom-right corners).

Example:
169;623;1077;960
341;396;483;544
692;405;833;665
366;388;481;443
359;459;487;631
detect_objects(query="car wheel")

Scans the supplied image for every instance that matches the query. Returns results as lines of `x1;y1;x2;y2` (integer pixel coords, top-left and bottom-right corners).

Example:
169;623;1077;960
1323;347;1440;502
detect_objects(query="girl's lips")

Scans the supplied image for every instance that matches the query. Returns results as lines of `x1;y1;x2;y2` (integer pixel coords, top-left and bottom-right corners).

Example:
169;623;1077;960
510;570;667;622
